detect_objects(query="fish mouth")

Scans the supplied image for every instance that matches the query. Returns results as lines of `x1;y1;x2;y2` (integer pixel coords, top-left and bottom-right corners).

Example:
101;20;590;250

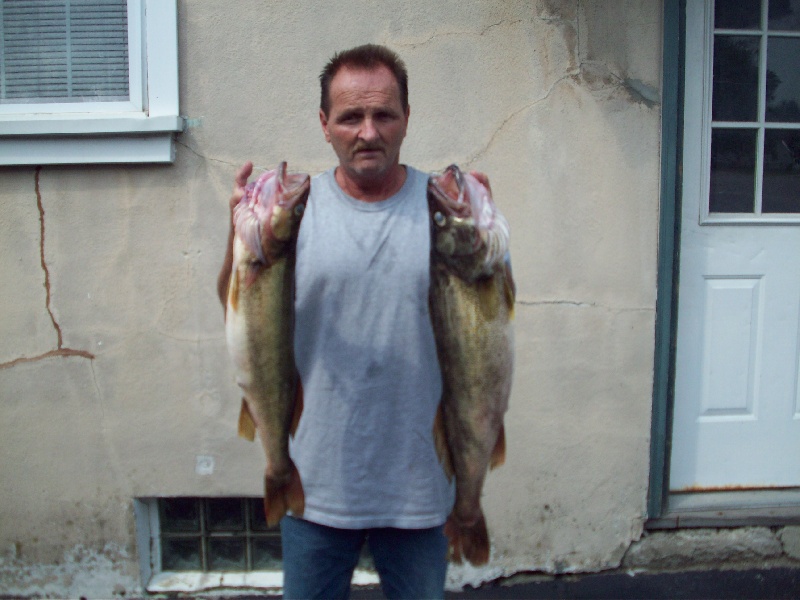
429;164;470;218
276;161;311;208
429;164;510;270
234;162;310;262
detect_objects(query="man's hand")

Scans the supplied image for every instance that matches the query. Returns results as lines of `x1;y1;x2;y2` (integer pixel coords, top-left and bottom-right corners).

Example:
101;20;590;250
218;161;254;310
230;160;254;213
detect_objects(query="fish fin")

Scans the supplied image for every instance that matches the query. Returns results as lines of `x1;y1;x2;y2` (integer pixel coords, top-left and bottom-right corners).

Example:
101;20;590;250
503;258;516;319
477;278;500;321
444;512;491;566
244;262;263;288
263;461;304;527
432;403;454;481
237;399;256;441
490;424;506;470
227;268;240;314
289;377;303;438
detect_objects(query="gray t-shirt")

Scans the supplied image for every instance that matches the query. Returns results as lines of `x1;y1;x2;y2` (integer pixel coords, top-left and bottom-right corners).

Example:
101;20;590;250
291;166;454;529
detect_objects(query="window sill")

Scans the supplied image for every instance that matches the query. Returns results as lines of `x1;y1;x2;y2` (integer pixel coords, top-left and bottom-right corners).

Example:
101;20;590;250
0;115;184;165
146;569;379;594
0;114;184;136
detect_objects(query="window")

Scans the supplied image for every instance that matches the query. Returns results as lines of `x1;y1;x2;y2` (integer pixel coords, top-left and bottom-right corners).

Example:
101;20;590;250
704;0;800;222
0;0;182;164
135;497;377;593
158;497;283;572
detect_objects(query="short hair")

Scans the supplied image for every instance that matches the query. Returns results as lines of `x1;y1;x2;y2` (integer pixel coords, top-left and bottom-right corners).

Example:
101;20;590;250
319;44;409;116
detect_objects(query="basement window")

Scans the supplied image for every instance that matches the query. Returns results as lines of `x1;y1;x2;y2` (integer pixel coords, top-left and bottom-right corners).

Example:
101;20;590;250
159;497;282;572
135;497;377;593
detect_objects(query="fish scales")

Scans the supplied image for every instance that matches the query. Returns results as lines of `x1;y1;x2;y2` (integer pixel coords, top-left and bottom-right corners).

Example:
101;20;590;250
224;162;309;527
428;164;514;567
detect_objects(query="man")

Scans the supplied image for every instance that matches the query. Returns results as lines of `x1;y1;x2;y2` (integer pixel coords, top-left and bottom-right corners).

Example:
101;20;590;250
220;44;468;599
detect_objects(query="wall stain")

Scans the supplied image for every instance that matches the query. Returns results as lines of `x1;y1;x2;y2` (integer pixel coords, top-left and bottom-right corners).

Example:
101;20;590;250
0;167;95;370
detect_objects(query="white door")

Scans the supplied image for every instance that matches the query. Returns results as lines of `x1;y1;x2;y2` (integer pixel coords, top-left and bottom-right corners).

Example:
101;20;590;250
672;0;800;490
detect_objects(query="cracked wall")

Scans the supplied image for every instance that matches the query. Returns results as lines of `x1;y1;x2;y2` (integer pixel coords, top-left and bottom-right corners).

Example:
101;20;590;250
0;1;663;596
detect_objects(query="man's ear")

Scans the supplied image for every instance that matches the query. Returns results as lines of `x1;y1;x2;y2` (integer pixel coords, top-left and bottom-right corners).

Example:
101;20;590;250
319;109;331;143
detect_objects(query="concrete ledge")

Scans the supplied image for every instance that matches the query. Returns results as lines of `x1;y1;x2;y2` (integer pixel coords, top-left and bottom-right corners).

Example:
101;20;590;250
623;528;784;570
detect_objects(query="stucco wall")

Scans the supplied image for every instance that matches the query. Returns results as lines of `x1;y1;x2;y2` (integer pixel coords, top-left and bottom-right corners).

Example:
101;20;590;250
0;1;662;596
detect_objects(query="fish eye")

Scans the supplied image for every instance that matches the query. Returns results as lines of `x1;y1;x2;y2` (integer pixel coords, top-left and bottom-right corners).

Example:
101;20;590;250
434;211;446;226
294;204;305;216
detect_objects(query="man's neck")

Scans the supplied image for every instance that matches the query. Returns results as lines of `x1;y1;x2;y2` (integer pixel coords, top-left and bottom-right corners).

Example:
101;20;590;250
334;165;407;203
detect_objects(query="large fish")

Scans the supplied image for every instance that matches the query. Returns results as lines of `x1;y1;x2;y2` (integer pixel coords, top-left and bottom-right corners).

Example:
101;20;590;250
224;162;309;526
428;164;514;566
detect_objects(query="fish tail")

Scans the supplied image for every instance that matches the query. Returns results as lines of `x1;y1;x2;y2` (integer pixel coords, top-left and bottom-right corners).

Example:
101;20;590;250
263;461;305;527
444;512;490;566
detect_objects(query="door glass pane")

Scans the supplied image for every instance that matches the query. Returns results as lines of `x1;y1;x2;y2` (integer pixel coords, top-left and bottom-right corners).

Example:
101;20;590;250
710;129;758;213
715;0;762;29
769;0;800;30
713;36;761;121
766;37;800;122
763;129;800;212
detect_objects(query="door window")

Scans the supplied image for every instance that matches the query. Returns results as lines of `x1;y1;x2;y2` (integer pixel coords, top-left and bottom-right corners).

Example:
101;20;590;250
707;0;800;221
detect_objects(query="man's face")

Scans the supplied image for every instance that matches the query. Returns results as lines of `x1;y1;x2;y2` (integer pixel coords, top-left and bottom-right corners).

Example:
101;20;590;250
320;65;410;185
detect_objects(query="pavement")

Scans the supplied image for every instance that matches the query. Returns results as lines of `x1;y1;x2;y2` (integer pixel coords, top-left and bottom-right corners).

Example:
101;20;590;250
346;567;800;599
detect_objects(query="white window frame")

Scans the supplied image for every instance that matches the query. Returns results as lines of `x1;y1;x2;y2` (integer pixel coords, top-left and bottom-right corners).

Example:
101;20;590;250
0;0;183;164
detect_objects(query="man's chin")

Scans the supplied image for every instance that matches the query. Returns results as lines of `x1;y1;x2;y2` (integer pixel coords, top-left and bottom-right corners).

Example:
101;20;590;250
350;162;390;179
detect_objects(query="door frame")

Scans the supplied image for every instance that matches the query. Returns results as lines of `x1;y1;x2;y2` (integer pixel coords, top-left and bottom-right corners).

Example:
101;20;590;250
647;0;800;526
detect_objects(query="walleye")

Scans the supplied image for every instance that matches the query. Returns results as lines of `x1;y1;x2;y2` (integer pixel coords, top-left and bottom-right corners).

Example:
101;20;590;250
224;162;309;526
428;164;514;566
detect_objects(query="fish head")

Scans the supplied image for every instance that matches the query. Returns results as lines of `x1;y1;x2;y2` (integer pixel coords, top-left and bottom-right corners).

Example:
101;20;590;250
427;165;509;279
234;162;310;263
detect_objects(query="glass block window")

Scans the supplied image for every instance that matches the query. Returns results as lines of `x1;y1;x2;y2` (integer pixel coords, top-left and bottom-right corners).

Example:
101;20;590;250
0;0;130;104
709;0;800;218
159;498;283;572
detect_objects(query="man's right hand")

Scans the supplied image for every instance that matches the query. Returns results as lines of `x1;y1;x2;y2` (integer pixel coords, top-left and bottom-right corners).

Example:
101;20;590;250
219;161;254;309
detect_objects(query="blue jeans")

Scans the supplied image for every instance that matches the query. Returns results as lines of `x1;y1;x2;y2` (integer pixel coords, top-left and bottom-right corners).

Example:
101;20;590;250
280;515;449;600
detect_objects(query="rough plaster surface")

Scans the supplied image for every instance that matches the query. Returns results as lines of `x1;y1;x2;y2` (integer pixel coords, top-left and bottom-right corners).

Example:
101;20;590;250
0;544;139;599
0;1;664;596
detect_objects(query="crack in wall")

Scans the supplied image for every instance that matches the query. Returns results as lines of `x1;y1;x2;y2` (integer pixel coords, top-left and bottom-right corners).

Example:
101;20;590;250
36;166;61;347
175;139;242;170
463;72;576;168
395;19;524;50
0;167;95;370
516;299;653;313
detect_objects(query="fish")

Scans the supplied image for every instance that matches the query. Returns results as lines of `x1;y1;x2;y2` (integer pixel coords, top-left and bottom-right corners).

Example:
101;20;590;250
224;162;310;527
428;164;515;566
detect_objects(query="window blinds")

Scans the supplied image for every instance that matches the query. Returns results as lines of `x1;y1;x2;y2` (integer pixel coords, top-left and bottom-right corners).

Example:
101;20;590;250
0;0;129;103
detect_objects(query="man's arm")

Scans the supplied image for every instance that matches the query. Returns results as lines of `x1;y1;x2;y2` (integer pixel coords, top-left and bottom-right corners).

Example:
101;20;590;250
217;161;254;309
